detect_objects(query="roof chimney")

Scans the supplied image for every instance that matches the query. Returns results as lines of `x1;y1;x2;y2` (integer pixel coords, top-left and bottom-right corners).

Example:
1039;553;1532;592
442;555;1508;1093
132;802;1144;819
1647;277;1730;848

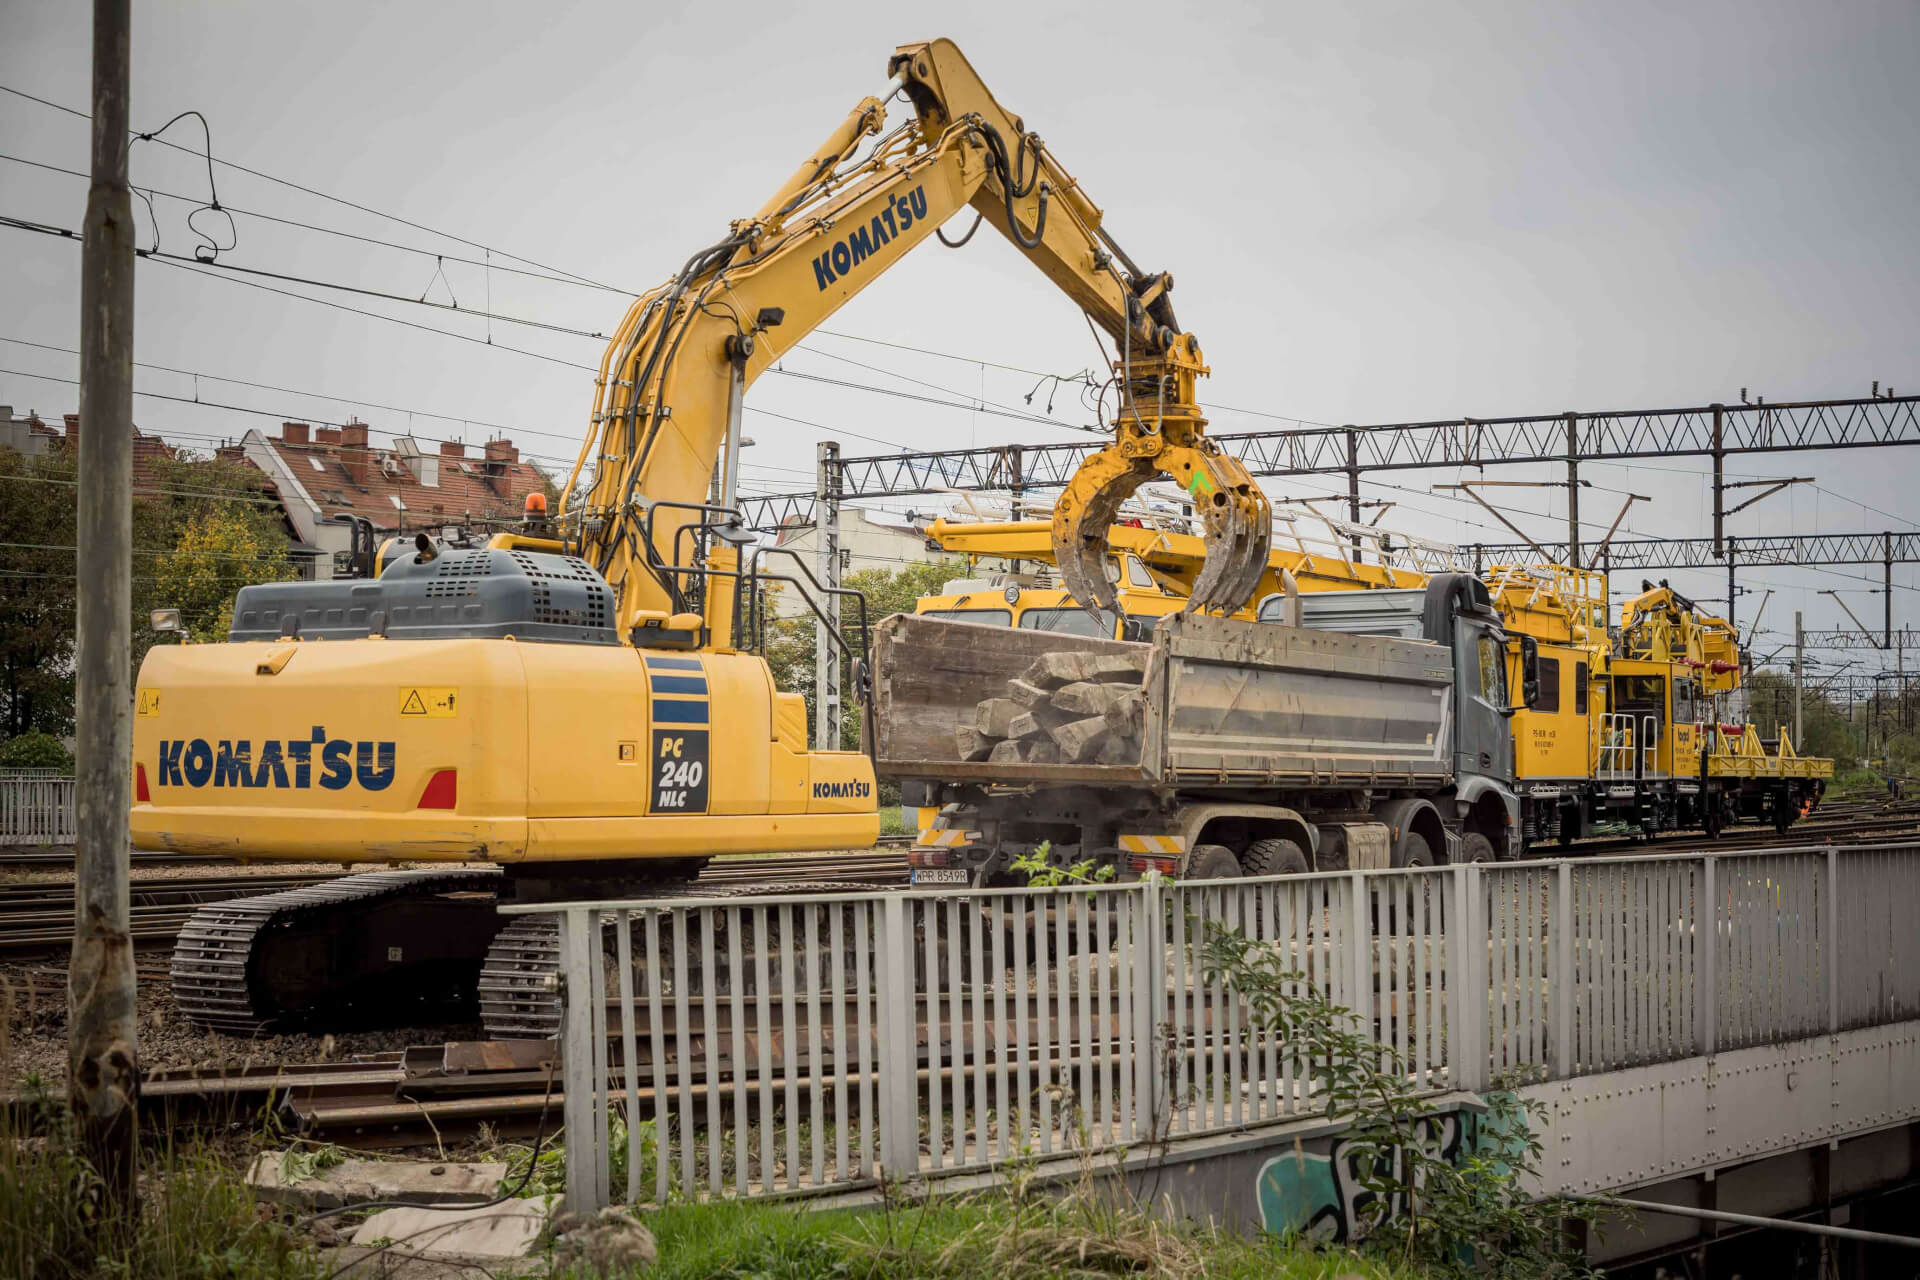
281;422;310;445
63;413;80;441
341;420;371;486
438;440;466;459
315;425;342;446
484;438;518;464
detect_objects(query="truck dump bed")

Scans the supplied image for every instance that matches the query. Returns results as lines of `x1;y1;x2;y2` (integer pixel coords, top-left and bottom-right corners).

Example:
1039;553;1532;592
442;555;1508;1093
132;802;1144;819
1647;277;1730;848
871;612;1456;790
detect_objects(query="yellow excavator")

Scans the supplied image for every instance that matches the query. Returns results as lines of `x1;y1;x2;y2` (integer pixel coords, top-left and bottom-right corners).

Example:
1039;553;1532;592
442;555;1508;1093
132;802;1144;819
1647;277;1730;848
130;39;1269;1035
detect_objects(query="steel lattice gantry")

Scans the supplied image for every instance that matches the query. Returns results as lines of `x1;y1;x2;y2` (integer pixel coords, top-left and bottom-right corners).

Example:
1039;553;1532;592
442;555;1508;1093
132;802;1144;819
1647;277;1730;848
737;394;1920;532
1469;531;1920;571
739;393;1920;744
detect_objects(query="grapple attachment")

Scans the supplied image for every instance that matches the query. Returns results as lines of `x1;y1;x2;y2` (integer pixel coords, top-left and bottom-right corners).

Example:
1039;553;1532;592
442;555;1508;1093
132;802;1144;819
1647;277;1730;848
1052;437;1271;619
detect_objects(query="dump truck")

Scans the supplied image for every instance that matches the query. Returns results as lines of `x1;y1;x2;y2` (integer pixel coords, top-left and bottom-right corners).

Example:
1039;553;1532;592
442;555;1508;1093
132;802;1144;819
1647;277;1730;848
874;573;1534;885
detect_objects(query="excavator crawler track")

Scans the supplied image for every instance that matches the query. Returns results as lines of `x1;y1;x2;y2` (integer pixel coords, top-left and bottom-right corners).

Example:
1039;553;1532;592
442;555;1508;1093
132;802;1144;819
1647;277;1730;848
171;867;505;1035
477;881;890;1040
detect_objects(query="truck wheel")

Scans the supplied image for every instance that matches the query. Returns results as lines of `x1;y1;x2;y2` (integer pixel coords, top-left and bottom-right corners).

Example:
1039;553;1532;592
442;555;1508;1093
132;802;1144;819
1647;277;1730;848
1460;832;1495;863
1186;844;1243;879
1241;837;1310;876
1393;832;1434;868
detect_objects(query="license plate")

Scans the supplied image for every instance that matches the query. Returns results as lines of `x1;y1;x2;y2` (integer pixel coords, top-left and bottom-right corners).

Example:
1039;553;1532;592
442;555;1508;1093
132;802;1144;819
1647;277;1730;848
911;867;970;886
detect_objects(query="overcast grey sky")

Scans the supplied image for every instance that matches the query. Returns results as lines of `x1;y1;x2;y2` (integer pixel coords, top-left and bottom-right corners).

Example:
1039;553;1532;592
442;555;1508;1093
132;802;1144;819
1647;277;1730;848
3;1;1916;675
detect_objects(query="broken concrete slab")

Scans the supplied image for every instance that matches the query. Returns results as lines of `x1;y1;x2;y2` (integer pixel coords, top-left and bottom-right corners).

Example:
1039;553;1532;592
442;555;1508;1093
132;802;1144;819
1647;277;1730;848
248;1153;508;1211
350;1196;555;1263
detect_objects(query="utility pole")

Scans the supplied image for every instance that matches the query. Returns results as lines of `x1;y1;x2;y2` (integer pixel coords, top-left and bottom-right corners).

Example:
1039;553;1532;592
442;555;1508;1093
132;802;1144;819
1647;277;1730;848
1793;610;1804;747
1725;536;1737;634
1564;412;1581;569
71;0;138;1214
1343;426;1362;561
813;441;842;749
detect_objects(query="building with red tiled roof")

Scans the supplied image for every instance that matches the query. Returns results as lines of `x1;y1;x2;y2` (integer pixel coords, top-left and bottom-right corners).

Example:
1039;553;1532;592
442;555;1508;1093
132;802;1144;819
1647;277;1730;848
221;421;551;579
0;407;176;477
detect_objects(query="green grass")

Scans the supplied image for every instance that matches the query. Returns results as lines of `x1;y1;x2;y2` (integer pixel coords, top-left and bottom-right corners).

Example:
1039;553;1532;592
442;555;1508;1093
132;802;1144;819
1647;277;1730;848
1;1121;323;1280
612;1194;1417;1280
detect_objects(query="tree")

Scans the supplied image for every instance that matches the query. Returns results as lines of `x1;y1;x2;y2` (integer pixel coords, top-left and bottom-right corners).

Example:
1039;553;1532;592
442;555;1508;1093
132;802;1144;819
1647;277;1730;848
1;439;298;731
1745;670;1857;771
0;448;79;737
149;508;294;642
131;450;293;668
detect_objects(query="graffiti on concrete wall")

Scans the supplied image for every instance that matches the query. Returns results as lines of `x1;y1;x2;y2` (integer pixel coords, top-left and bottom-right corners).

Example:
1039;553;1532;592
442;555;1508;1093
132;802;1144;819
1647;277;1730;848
1255;1093;1533;1243
1254;1111;1475;1243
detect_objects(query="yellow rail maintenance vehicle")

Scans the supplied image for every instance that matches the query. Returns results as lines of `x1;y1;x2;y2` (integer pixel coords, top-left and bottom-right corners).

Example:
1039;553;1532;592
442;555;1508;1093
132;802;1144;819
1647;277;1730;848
132;38;1275;1036
1451;568;1829;846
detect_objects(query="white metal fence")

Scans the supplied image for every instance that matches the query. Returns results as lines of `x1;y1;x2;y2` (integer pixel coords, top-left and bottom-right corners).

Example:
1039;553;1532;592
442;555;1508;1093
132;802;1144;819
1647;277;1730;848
503;843;1920;1211
0;775;76;844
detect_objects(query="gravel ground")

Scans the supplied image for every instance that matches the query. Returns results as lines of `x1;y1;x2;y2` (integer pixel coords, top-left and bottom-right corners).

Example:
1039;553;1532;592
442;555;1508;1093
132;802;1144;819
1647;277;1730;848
1;859;484;1087
1;958;479;1086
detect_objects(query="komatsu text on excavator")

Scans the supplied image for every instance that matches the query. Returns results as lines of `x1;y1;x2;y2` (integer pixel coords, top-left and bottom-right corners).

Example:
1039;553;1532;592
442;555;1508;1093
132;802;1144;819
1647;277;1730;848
130;39;1267;1035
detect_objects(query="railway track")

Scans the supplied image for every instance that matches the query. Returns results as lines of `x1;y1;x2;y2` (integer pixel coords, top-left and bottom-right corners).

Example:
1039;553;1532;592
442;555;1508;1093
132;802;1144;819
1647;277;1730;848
4;811;1916;957
0;847;232;869
1555;803;1920;858
0;848;914;955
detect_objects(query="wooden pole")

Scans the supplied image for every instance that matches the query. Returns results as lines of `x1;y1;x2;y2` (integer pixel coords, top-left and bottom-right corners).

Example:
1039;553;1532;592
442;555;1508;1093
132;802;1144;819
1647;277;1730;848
70;0;139;1214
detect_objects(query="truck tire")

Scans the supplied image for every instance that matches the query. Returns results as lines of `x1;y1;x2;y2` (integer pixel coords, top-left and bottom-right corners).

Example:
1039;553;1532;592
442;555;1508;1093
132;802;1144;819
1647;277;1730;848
1460;832;1496;863
1393;832;1434;868
1186;844;1243;880
1241;837;1310;876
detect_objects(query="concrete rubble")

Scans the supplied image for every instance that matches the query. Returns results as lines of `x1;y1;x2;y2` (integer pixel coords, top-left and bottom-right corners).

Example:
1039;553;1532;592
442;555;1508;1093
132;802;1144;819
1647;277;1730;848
347;1195;557;1265
247;1151;508;1210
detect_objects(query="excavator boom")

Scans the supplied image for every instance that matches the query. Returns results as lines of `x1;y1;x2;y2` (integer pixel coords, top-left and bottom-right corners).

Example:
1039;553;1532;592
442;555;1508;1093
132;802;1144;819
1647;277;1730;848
564;39;1268;636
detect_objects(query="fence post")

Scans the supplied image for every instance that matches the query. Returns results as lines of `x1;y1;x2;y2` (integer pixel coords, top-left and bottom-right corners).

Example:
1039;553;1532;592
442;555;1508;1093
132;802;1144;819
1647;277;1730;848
1699;857;1717;1057
1825;849;1839;1035
1348;872;1373;1056
559;907;605;1213
1132;873;1166;1144
1551;861;1573;1078
877;893;920;1181
1447;865;1465;1090
1453;863;1489;1093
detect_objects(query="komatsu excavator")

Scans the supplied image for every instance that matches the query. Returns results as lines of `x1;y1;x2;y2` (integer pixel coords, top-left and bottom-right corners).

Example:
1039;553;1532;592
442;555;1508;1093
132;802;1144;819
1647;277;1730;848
131;39;1270;1035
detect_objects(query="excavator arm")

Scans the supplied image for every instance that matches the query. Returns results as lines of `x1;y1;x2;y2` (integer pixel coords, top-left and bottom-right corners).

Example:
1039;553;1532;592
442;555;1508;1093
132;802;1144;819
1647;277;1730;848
561;38;1269;643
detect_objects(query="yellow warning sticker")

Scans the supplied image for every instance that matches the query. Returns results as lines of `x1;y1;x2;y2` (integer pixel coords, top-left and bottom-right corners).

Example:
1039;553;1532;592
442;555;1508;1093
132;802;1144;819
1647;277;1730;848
398;686;459;718
136;689;161;717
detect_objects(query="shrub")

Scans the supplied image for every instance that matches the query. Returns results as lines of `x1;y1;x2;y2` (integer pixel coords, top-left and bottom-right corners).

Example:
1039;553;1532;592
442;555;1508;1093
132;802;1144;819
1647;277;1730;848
0;731;72;772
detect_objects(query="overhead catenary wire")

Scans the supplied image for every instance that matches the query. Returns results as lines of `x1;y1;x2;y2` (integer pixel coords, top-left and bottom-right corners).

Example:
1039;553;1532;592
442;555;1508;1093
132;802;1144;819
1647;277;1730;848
5;104;1906;606
3;217;1100;445
0;151;635;293
0;82;630;293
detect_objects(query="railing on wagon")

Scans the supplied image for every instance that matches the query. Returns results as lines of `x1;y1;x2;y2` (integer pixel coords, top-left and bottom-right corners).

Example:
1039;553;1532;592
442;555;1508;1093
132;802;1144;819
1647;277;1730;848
501;843;1920;1212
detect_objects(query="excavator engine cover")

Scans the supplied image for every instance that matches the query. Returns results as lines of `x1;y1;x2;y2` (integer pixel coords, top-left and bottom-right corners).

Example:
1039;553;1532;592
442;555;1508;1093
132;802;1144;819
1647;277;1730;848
229;548;619;646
